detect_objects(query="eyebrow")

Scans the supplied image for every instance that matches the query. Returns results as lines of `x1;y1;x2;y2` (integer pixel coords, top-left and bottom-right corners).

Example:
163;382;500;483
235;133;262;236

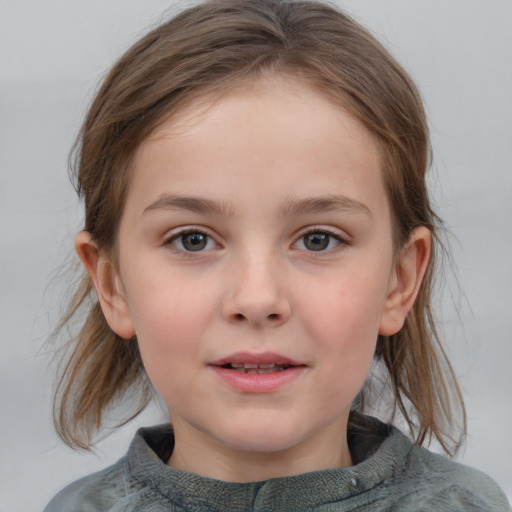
142;195;235;217
279;194;372;218
142;193;372;218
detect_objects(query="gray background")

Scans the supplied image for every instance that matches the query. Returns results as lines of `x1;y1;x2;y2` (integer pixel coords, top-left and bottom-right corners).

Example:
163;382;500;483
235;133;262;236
1;1;511;510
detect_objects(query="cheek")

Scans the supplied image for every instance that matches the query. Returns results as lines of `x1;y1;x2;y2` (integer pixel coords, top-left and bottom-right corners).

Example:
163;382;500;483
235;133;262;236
122;272;219;380
299;266;389;382
305;268;388;340
125;261;217;327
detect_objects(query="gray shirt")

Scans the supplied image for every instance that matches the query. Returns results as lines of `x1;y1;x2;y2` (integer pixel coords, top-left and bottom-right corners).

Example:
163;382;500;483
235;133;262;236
44;417;510;511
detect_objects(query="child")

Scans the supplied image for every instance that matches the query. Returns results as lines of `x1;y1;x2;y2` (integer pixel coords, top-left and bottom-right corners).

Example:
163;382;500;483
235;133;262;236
44;0;510;510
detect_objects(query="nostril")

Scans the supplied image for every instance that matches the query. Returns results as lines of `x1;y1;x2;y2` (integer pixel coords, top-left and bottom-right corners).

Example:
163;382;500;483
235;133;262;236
232;312;280;322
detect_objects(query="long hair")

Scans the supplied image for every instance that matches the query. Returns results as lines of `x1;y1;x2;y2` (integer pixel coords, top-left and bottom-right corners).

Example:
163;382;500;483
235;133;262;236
53;0;465;453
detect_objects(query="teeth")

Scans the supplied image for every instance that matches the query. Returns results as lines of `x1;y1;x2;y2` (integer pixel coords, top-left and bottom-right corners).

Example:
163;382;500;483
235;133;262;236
227;362;292;374
242;363;259;369
229;362;278;369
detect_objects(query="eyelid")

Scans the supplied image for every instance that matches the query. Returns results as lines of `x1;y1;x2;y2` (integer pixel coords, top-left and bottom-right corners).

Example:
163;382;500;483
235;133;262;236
164;225;208;241
298;225;349;240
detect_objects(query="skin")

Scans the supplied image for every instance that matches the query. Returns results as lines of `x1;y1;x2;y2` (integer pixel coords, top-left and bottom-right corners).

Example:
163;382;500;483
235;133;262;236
76;77;431;482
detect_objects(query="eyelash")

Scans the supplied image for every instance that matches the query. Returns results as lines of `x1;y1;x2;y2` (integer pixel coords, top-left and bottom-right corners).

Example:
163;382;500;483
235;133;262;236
165;227;218;253
294;227;347;253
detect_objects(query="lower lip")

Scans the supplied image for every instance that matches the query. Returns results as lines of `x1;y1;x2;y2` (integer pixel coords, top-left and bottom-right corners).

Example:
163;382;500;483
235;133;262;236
210;365;306;393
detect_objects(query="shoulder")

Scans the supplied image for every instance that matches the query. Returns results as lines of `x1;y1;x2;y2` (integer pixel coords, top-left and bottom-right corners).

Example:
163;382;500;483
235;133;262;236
43;424;175;512
43;459;127;512
396;438;510;511
350;416;510;511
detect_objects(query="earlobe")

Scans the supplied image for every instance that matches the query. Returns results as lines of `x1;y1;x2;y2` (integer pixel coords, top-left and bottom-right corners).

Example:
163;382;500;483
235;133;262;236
378;226;432;336
74;231;136;339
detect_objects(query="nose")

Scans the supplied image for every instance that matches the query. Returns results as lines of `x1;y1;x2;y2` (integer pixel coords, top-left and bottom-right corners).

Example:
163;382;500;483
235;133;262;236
222;252;291;328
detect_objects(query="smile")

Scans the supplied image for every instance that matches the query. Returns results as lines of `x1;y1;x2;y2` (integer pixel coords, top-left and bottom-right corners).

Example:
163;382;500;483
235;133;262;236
221;363;293;374
210;354;306;393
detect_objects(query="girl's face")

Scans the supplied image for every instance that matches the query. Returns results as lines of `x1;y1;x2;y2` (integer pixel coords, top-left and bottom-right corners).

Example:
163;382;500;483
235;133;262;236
83;77;428;481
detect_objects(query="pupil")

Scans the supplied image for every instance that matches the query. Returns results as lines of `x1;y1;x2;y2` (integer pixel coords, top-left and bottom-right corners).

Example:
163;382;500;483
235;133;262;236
183;233;207;251
304;233;329;251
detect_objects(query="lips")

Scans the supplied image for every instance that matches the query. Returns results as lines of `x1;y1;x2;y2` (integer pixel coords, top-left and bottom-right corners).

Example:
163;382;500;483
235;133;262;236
211;352;303;370
221;362;294;374
209;352;306;392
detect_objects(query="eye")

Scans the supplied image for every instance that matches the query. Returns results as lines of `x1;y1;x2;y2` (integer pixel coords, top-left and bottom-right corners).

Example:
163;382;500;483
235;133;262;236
168;230;217;252
294;229;344;252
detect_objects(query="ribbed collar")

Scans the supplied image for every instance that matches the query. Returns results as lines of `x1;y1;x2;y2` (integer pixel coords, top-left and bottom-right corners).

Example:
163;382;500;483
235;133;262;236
124;417;413;511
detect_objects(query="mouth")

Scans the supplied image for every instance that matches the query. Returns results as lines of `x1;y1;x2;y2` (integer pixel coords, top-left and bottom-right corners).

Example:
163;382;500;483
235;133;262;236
210;352;305;374
210;353;306;392
219;362;296;374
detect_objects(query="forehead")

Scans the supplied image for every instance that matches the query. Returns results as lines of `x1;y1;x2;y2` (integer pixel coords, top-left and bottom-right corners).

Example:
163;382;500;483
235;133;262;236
126;76;387;219
147;74;370;142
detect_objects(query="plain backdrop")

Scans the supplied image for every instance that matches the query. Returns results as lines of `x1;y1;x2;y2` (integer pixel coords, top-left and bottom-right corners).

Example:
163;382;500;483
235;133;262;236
1;1;511;510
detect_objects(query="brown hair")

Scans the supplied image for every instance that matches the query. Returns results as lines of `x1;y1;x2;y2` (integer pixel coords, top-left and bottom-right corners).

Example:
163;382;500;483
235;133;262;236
53;0;466;453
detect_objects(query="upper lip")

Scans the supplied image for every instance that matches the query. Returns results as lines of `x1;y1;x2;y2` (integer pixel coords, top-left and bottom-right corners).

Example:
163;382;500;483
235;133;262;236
210;352;304;367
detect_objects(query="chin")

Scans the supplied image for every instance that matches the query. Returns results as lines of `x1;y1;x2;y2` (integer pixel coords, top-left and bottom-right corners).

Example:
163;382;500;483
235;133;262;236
215;420;308;455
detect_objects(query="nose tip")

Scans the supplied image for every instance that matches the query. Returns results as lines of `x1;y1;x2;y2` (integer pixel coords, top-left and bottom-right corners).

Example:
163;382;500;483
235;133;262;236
223;260;291;327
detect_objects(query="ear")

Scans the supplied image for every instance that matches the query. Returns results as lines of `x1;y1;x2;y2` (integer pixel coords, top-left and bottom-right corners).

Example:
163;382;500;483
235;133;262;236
75;231;136;339
378;226;432;336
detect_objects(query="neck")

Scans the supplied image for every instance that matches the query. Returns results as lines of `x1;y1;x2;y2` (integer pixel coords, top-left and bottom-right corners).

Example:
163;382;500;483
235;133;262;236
167;418;353;482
